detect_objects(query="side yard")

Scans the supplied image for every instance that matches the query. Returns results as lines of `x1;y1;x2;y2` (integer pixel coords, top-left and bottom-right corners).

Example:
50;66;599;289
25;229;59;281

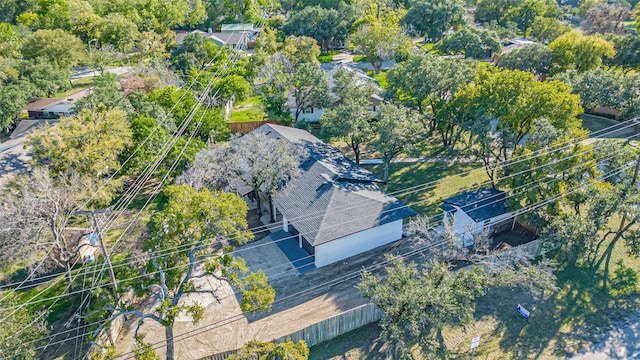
309;233;640;359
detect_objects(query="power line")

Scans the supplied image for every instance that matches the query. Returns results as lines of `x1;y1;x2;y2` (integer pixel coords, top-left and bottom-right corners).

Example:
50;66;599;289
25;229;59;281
15;160;630;359
2;154;634;354
1;129;636;294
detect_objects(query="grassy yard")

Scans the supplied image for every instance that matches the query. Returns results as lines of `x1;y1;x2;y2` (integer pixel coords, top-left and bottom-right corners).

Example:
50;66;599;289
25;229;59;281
353;55;368;62
365;161;489;216
228;96;266;123
374;70;387;90
318;50;340;63
310;222;640;359
54;77;96;98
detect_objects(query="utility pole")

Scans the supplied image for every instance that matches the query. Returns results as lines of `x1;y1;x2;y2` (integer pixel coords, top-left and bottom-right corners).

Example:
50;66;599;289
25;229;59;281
72;208;119;301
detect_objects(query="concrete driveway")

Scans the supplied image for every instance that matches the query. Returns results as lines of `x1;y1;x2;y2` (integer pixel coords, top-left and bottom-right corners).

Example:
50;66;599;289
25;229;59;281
234;237;298;282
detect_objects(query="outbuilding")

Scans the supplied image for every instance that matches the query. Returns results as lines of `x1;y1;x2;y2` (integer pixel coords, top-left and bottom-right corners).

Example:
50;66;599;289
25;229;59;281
440;188;512;247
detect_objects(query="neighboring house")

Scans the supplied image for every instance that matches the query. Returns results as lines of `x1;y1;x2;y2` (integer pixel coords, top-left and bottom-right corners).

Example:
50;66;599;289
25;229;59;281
175;28;258;49
490;38;537;63
221;23;257;33
440;188;512;247
288;63;385;122
26;87;93;118
254;124;416;268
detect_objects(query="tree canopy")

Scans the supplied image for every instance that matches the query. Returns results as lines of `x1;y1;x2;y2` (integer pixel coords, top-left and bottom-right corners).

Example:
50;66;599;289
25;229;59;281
549;31;616;73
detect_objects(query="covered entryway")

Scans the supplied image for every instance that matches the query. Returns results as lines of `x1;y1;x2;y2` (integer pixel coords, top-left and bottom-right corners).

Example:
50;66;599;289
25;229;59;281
270;230;316;274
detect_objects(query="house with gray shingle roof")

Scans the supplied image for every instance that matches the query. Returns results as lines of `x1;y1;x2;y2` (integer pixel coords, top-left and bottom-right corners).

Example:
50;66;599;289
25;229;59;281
440;188;513;247
254;124;416;268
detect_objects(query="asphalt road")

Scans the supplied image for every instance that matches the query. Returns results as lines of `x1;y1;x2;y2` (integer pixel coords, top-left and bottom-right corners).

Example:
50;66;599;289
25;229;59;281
568;315;640;360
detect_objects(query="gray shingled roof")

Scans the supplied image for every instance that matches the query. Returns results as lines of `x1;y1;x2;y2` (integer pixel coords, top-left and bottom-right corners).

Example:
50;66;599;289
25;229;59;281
440;188;508;223
257;124;416;246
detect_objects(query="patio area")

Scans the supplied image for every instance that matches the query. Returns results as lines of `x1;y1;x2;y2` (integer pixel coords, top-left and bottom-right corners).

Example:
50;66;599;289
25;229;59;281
270;230;316;274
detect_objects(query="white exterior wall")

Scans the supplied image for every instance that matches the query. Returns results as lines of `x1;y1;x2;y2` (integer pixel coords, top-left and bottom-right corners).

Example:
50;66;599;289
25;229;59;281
444;206;513;247
447;206;479;247
290;108;326;122
314;220;403;267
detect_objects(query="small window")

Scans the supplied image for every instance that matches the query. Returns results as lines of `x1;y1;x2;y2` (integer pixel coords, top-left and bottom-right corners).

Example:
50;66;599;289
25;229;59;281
303;107;314;114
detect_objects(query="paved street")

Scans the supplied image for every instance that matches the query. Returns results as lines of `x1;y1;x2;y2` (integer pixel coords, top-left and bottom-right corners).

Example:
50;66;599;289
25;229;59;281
568;315;640;360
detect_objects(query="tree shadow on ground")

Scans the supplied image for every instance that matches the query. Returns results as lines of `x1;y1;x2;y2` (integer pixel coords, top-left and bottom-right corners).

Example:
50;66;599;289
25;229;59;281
473;259;640;359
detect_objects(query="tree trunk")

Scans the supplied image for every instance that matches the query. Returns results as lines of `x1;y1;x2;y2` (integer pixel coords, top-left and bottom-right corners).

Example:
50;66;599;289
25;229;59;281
269;194;275;223
165;326;175;360
64;261;72;285
372;60;382;74
383;160;390;183
256;191;262;216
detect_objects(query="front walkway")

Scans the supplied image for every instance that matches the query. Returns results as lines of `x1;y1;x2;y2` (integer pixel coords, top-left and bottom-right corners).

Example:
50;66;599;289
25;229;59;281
270;230;316;274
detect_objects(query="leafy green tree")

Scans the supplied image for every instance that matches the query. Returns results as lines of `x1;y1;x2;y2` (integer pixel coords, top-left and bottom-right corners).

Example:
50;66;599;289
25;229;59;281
0;293;47;359
386;53;477;143
0;83;31;132
254;53;292;123
282;6;352;52
70;12;104;42
351;20;412;74
620;75;640;119
105;185;275;360
526;16;571;44
75;73;133;112
475;0;558;30
172;32;224;72
549;31;616;73
211;74;253;104
500;120;597;225
148;85;230;141
17;57;71;97
554;68;623;111
436;26;502;60
29;107;132;179
458;68;583;183
35;0;70;30
288;63;329;122
0;22;21;57
496;43;553;76
401;0;465;42
120;114;202;178
359;256;554;359
374;104;422;182
99;13;140;52
321;97;373;165
21;29;86;70
283;35;321;65
604;34;640;74
229;339;309;360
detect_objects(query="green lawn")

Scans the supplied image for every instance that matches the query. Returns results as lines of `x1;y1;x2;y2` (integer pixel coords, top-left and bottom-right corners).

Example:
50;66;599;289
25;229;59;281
54;77;96;98
365;161;489;216
228;96;266;123
374;71;387;90
353;55;368;62
318;50;340;63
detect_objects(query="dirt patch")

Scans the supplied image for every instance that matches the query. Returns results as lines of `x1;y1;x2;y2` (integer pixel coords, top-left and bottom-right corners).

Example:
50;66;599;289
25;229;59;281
112;235;431;359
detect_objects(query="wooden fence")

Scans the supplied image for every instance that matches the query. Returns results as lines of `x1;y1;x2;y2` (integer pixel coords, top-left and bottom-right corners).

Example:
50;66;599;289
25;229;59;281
226;121;277;134
85;290;135;358
200;303;384;360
